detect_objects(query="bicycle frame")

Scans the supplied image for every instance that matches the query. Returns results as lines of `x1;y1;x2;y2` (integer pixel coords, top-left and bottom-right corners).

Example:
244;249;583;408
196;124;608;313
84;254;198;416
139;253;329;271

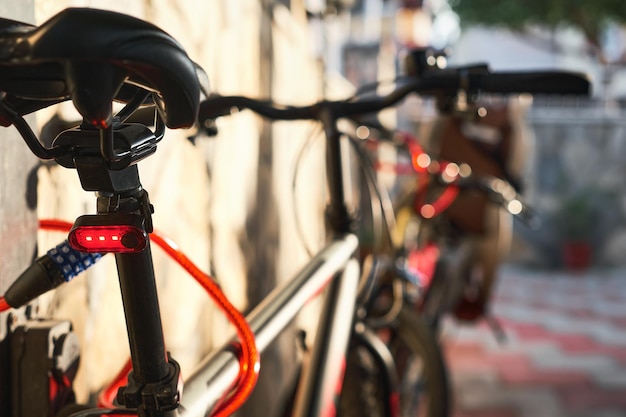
12;111;363;417
189;65;590;414
182;108;363;417
181;235;359;416
1;74;367;417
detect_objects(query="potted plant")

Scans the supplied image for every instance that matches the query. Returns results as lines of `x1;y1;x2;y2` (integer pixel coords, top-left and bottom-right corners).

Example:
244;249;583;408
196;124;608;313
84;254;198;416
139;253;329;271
555;192;595;270
552;187;620;271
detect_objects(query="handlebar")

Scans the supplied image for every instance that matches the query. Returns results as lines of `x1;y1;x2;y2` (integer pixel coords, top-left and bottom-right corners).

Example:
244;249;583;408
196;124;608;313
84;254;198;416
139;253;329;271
198;70;590;125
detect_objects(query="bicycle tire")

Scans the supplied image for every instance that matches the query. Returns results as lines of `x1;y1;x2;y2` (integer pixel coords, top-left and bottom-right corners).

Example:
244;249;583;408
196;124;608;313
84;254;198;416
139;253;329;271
338;305;450;417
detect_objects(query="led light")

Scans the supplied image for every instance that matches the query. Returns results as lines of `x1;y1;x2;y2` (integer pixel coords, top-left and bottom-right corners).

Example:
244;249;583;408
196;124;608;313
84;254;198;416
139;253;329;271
356;126;370;140
415;153;431;169
442;163;460;182
507;200;523;215
420;204;435;219
68;214;148;254
69;224;147;253
459;163;472;177
436;55;447;69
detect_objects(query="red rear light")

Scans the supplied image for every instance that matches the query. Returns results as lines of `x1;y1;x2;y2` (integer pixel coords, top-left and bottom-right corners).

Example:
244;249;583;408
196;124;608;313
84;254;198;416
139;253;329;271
68;214;148;253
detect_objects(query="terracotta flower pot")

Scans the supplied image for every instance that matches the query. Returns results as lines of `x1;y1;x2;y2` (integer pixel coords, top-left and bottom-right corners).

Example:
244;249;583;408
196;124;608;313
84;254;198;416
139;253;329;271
562;241;592;272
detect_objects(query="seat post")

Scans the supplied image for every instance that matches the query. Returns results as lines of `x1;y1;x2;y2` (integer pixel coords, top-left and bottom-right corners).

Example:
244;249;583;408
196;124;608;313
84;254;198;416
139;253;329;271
94;187;181;417
65;123;181;416
114;237;181;416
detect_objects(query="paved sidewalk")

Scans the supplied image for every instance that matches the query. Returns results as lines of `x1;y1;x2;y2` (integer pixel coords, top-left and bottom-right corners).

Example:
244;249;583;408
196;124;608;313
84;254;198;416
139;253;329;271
442;266;626;417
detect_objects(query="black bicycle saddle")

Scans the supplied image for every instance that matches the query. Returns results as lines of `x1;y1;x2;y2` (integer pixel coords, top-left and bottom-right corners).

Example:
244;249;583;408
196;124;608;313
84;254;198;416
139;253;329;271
0;8;204;129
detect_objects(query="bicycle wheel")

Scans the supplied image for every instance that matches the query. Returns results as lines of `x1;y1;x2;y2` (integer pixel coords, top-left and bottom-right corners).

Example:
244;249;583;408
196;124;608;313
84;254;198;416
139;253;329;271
338;305;450;417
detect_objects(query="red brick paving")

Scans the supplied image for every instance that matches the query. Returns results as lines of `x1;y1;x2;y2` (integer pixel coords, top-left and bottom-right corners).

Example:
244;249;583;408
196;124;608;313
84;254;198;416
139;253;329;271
559;387;626;410
443;267;626;417
454;408;521;417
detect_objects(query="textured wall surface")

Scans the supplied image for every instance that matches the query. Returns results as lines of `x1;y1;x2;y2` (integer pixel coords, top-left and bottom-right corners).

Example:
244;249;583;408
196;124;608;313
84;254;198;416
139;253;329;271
0;3;37;416
0;4;37;297
31;1;325;414
0;120;39;297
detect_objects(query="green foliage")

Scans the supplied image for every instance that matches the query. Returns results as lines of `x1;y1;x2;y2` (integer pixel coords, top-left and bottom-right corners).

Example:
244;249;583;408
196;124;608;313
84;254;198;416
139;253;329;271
553;187;619;242
554;191;597;240
450;0;626;48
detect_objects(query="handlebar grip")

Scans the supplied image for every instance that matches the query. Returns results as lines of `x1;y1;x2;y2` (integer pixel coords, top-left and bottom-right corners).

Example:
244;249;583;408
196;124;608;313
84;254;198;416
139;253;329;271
503;194;541;230
472;177;542;229
4;241;103;308
470;71;591;95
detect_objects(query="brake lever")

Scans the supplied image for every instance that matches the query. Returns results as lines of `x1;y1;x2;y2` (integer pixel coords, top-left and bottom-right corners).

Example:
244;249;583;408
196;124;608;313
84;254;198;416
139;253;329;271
475;176;542;230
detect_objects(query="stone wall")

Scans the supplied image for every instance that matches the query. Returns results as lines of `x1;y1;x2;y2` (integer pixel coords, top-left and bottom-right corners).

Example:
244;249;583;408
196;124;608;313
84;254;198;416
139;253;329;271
0;0;37;415
0;3;36;302
29;1;325;414
0;3;38;415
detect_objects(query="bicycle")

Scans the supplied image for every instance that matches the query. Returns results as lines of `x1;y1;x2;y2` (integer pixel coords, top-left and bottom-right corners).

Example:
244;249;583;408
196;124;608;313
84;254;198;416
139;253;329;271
404;48;536;328
331;58;570;325
364;123;537;332
348;49;552;336
0;7;590;417
192;66;588;417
